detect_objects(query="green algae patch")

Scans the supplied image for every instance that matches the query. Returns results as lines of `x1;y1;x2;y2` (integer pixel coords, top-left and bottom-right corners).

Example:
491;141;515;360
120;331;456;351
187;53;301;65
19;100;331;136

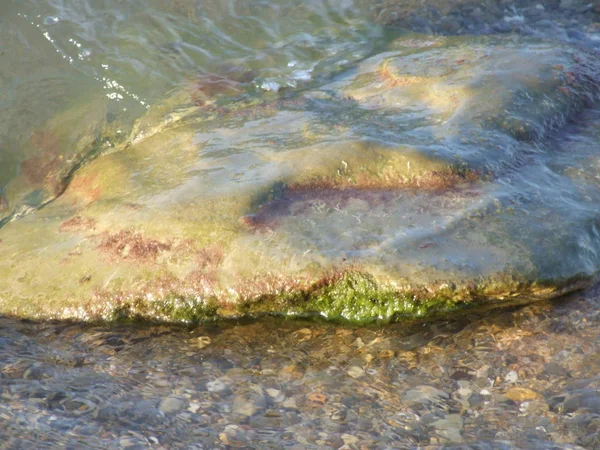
44;271;592;326
237;272;461;323
237;272;594;324
107;294;221;325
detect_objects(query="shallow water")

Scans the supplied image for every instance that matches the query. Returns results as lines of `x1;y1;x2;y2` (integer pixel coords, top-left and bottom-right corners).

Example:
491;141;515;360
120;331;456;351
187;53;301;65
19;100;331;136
1;286;599;448
1;0;600;447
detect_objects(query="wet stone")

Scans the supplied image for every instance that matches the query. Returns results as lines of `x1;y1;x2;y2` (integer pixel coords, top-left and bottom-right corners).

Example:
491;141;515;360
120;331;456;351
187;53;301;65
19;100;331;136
2;31;600;323
23;366;46;380
63;398;96;416
402;386;450;406
504;387;539;403
219;424;251;447
206;379;229;393
232;392;267;417
159;396;185;414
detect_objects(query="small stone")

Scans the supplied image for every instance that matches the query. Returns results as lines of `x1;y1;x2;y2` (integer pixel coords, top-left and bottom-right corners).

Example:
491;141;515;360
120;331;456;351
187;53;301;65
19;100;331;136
119;436;147;449
232;391;266;417
431;414;463;443
378;350;394;358
266;388;285;402
544;362;569;376
347;366;365;378
265;409;282;417
469;393;485;407
63;398;96;415
266;388;281;398
505;370;519;384
505;387;539;402
232;399;256;417
307;392;327;406
206;379;227;393
159;396;185;413
219;425;249;447
282;396;298;410
190;336;211;349
341;434;359;445
23;366;45;380
188;402;200;413
454;387;472;400
403;386;449;406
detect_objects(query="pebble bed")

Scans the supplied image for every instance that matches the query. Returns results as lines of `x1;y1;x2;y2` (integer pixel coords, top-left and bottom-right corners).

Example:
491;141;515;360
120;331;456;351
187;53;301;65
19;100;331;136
1;283;598;449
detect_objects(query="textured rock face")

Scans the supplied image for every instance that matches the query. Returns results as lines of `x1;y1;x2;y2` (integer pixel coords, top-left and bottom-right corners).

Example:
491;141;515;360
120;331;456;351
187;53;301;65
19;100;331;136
0;36;599;323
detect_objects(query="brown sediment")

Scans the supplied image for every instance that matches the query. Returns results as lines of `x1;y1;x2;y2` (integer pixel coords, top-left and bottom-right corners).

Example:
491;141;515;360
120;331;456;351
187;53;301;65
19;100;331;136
239;213;278;233
231;272;315;302
185;245;225;285
59;216;97;233
194;245;224;269
97;230;172;262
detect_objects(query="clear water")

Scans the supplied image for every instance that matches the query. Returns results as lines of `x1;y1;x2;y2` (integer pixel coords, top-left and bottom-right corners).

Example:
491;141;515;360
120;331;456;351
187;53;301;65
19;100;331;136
1;1;600;447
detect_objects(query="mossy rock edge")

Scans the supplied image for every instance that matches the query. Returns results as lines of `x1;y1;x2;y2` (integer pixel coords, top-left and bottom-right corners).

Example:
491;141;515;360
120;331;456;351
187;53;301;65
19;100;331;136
28;271;591;326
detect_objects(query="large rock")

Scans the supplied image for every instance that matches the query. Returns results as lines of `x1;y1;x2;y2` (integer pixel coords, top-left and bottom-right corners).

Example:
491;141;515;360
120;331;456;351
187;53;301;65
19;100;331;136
0;35;599;323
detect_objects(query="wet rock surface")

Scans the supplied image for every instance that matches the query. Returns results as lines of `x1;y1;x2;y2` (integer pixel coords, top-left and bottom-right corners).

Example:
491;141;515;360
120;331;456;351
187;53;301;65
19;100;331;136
1;284;599;448
1;32;600;322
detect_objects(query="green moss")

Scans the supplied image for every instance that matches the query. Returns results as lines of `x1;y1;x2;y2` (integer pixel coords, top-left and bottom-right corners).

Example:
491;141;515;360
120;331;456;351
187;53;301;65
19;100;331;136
109;294;220;325
236;272;461;324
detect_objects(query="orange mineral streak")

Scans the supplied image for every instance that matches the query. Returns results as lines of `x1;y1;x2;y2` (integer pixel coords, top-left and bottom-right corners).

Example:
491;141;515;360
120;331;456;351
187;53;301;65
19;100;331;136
63;174;102;206
378;61;426;87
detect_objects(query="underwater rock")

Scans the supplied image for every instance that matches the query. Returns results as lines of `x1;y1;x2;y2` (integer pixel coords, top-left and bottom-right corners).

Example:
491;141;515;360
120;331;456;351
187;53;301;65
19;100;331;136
0;36;599;323
0;96;114;226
